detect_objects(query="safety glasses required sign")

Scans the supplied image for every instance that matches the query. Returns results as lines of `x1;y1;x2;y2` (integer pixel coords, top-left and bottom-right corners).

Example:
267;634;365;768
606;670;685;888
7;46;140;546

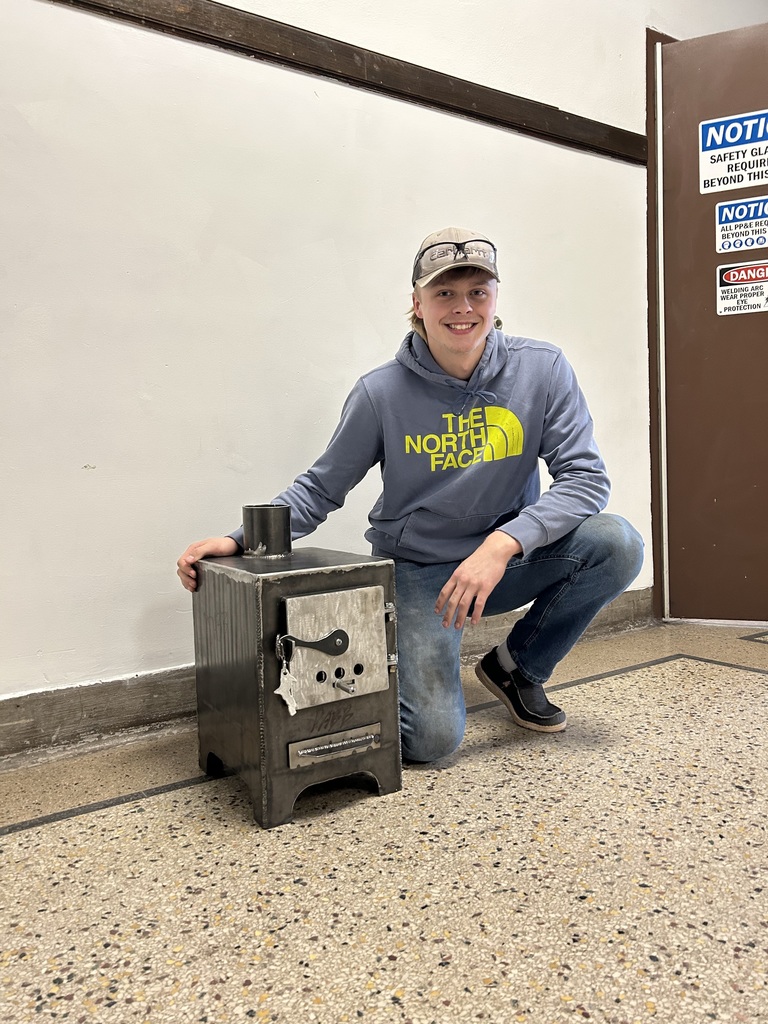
700;108;768;194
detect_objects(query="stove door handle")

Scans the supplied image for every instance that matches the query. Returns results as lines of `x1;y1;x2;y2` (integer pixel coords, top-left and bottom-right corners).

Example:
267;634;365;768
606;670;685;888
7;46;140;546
277;628;350;662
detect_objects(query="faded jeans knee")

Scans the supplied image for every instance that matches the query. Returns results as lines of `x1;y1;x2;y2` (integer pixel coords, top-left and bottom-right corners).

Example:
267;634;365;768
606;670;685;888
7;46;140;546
400;703;465;764
394;558;467;764
584;513;645;591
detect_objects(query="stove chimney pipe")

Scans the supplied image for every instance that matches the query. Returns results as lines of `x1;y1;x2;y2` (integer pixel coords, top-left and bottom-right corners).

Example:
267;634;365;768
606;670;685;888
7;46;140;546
242;503;292;557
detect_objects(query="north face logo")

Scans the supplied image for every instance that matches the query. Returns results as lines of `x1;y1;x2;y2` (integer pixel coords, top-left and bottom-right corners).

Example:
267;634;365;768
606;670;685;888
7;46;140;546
404;406;524;471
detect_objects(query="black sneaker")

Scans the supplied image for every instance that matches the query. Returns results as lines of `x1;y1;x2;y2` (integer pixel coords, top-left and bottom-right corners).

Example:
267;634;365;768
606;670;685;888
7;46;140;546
475;647;567;733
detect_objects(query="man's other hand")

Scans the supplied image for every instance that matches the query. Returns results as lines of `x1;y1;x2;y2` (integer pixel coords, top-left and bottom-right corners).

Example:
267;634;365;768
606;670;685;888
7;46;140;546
435;531;522;629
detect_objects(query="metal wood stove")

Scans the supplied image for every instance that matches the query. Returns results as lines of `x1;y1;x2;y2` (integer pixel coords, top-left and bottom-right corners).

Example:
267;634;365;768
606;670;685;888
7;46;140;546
192;505;402;828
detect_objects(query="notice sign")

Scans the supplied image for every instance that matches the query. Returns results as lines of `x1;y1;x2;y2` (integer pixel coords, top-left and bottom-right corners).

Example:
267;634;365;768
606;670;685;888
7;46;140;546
700;108;768;194
716;260;768;315
716;195;768;253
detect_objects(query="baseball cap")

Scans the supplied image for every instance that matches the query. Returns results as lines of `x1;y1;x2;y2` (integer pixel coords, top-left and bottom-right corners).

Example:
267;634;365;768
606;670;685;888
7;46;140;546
411;227;499;288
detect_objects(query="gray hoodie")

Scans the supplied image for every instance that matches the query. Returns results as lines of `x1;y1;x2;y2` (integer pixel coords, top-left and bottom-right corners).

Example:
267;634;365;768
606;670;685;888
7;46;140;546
230;329;610;563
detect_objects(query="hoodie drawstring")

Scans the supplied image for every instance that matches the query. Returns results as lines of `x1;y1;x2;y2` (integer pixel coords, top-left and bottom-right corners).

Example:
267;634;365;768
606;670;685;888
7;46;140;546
448;383;498;413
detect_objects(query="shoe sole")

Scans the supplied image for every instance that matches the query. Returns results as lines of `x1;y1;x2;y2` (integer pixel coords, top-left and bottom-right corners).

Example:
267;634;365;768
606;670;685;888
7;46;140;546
475;663;567;733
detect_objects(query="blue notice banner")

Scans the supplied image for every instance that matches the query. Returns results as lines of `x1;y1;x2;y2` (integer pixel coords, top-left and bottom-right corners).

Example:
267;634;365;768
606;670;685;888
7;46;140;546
715;195;768;253
699;108;768;194
701;110;768;151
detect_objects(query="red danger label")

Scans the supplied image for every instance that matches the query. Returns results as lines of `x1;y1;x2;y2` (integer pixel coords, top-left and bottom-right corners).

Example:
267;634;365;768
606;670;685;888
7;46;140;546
719;263;768;285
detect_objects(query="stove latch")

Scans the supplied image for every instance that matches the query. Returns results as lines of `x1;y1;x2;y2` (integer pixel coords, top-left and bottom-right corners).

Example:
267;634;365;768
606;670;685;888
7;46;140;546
275;628;351;714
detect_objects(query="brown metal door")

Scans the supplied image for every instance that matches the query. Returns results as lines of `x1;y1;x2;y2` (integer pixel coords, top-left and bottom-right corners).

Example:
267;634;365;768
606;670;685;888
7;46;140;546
659;24;768;620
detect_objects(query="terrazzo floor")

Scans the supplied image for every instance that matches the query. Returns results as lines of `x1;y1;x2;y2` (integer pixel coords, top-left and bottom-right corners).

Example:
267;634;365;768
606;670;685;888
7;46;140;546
1;621;767;1023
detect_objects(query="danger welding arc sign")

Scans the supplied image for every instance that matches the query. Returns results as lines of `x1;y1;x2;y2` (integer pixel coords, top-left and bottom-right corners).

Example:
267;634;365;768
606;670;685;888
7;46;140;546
719;263;768;285
716;260;768;315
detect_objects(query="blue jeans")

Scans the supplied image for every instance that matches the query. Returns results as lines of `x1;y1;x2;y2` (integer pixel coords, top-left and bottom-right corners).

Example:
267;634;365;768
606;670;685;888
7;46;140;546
393;513;644;763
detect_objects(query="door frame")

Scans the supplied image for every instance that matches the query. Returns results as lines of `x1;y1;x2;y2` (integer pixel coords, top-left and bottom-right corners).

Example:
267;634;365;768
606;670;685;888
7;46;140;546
646;27;768;626
646;28;676;621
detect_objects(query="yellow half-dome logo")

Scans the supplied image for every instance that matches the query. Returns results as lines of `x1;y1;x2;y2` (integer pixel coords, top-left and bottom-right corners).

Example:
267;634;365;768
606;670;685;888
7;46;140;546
404;406;524;472
482;406;524;461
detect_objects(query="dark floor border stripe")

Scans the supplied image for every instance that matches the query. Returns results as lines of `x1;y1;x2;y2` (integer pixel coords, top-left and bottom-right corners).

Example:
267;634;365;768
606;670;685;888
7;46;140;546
4;653;767;838
677;654;768;676
467;652;768;714
547;654;685;692
0;774;214;839
741;630;768;644
467;655;684;711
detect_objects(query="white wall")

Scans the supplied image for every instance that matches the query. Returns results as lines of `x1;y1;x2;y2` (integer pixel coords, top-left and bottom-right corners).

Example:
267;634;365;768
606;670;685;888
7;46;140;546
1;0;766;698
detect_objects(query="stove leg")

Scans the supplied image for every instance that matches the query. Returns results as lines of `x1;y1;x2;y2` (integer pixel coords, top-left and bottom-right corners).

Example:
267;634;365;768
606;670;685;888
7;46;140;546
371;756;403;797
200;749;226;777
236;768;297;829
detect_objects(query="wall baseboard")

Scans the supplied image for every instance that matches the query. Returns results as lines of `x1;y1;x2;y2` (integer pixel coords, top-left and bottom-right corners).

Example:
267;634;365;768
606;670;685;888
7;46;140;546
0;666;197;760
0;587;654;761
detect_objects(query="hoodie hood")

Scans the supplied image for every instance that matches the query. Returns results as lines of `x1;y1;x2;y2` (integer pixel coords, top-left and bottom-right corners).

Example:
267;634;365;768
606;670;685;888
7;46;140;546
395;329;509;411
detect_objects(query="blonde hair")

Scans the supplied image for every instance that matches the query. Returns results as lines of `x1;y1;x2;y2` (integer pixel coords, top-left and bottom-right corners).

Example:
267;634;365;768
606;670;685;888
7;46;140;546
407;267;501;334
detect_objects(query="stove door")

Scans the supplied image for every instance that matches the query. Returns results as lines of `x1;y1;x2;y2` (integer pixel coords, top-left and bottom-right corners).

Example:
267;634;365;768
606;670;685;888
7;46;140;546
279;585;392;712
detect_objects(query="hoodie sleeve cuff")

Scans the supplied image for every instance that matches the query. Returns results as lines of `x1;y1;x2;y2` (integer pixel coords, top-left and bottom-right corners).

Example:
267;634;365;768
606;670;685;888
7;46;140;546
496;514;547;558
227;527;244;553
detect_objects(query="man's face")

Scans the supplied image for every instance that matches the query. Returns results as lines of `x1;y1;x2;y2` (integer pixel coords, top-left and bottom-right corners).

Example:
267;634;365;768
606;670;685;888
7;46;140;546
412;270;498;371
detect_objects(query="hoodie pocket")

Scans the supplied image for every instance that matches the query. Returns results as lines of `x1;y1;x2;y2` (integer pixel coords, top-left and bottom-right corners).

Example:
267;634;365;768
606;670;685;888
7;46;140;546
399;507;518;560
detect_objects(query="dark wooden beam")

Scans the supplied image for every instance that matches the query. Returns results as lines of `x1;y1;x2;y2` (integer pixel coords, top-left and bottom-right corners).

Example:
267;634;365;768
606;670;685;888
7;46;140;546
45;0;647;165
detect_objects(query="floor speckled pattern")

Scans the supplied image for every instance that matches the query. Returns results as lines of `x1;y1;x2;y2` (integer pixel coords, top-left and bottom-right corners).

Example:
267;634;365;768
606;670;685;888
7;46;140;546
1;622;767;1023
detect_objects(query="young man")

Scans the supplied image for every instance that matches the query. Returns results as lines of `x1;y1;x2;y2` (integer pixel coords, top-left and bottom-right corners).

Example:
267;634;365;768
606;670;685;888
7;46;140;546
177;227;643;763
